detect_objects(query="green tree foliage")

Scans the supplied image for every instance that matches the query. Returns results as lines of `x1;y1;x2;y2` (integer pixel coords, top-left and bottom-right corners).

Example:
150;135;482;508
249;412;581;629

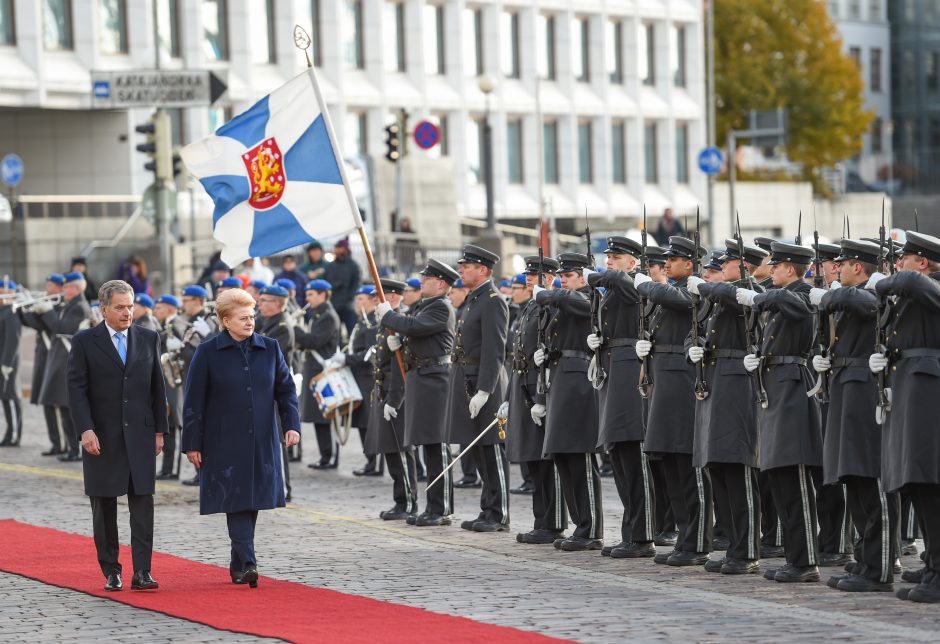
715;0;873;188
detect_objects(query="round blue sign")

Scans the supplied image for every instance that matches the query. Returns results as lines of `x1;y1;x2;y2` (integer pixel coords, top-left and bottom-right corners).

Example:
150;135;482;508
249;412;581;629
413;120;440;150
1;154;23;187
697;147;724;176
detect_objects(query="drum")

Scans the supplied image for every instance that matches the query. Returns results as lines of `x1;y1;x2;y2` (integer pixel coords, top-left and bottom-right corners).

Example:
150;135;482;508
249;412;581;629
310;366;363;420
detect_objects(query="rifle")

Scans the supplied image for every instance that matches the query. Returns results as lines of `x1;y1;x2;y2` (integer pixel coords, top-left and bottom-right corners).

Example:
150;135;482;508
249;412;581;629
874;201;893;424
691;206;709;400
809;223;830;403
795;210;802;246
736;213;768;408
637;205;652;398
536;243;550;395
585;209;606;388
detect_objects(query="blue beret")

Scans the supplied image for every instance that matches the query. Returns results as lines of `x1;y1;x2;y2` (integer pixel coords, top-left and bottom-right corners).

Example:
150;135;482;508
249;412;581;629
64;271;84;283
307;279;332;292
182;285;209;298
210;260;229;272
217;277;241;288
512;273;526;285
553;277;561;288
499;280;511;289
248;280;268;290
0;279;17;290
156;294;181;308
276;278;297;291
134;293;154;308
453;279;465;288
405;278;421;289
48;273;65;285
260;285;289;298
356;285;376;296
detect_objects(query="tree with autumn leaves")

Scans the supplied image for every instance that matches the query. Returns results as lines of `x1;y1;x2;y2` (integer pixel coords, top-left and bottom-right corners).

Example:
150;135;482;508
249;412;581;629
715;0;873;191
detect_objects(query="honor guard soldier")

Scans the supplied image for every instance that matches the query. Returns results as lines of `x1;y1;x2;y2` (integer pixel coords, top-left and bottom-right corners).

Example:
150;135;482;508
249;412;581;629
132;294;160;332
448;245;510;532
502;257;568;544
752;238;776;290
533;253;602;551
154;294;187;479
690;240;769;575
365;280;417;520
377;259;459;527
737;242;823;583
810;239;898;592
636;237;713;565
870;231;940;603
0;279;23;447
586;237;656;559
39;271;92;461
506;274;535;495
294;279;342;470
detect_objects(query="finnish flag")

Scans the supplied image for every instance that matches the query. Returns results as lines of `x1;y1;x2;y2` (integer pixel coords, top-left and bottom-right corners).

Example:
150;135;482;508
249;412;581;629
180;70;360;267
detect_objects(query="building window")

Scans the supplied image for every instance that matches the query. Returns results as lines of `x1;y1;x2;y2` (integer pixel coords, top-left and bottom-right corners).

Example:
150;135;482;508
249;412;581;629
672;25;687;87
849;46;861;68
157;0;180;59
502;11;520;79
208;107;233;133
870;47;882;92
930;119;940;151
573;17;590;82
44;0;73;50
543;121;559;184
251;0;276;64
99;0;127;55
578;121;593;183
848;0;861;19
828;1;839;17
537;14;556;80
871;117;882;153
344;0;364;69
384;2;405;72
676;123;689;184
507;118;523;184
611;121;626;184
464;7;483;77
644;122;658;184
928;51;939;90
424;3;444;75
202;0;228;61
467;117;484;185
0;0;13;45
167;108;184;147
639;23;655;86
607;20;623;84
868;0;881;20
346;111;368;156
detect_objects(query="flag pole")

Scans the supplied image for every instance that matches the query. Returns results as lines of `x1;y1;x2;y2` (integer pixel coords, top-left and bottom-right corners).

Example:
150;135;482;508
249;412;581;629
295;27;406;377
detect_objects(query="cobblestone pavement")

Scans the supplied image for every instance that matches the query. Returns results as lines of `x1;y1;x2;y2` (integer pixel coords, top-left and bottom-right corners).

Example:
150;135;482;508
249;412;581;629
1;401;938;643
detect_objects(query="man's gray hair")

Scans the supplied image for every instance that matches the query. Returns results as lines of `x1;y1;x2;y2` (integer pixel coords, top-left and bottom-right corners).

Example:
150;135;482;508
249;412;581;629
98;280;134;306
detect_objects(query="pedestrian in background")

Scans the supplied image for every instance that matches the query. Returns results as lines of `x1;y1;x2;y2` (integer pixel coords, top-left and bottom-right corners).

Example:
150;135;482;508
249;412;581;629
654;208;685;247
116;256;151;296
299;241;328;281
275;255;307;307
324;238;361;332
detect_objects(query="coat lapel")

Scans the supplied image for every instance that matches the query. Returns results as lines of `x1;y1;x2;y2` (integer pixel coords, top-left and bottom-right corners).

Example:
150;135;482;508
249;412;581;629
93;323;125;370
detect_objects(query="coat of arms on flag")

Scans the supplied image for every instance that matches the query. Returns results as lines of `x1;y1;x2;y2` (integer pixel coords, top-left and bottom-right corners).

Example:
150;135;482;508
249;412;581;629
180;70;360;267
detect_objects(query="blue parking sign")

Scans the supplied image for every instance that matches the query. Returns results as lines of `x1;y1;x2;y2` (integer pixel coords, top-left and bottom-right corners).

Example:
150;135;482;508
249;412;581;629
1;154;23;187
697;147;724;176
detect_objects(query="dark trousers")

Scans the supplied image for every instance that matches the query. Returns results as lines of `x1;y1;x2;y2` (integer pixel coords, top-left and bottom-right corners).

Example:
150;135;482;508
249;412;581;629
226;510;259;572
415;446;426;478
470;443;510;525
900;490;920;541
527;459;566;531
649;457;676;534
43;405;61;450
760;469;783;546
1;398;22;443
843;476;898;583
766;464;819;568
314;422;337;465
160;426;179;475
553;453;603;540
459;445;478;479
904;483;940;576
660;452;713;553
421;443;453;516
710;463;761;561
385;450;417;512
815;476;853;555
90;490;154;576
357;427;378;468
58;406;79;455
609;441;655;544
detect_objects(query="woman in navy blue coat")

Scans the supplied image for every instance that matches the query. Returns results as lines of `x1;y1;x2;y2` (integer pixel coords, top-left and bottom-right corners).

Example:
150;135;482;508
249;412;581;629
182;288;300;587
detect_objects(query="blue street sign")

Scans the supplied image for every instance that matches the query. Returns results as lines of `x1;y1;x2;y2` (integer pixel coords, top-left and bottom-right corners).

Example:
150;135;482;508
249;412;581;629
1;154;24;188
413;120;441;150
697;146;724;176
93;80;111;99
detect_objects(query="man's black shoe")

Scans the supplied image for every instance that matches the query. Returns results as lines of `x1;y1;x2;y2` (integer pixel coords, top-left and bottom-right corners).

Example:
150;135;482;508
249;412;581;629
901;540;919;557
704;557;726;573
553;538;565;550
720;558;760;575
896;587;913;600
131;571;158;590
610;543;656;559
41;447;63;456
666;551;709;567
827;573;851;589
308;459;338;470
654;531;678;547
655;549;678;565
760;544;785;558
517;529;564;545
774;565;820;583
0;436;13;447
836;574;894;593
558;536;603;552
509;482;535;495
182;475;200;486
353;461;378;476
902;567;925;584
762;567;780;580
58;452;81;462
843;561;859;574
414;513;451;527
460;517;483;531
712;536;730;551
472;520;509;533
819;552;853;567
406;514;419;525
454;476;481;489
379;507;412;521
104;572;122;591
242;564;259;588
601;542;624;557
907;583;940;603
155;472;179;480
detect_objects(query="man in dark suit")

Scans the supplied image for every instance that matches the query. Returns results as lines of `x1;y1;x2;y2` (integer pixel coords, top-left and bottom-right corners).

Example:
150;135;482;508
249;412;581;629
67;280;168;592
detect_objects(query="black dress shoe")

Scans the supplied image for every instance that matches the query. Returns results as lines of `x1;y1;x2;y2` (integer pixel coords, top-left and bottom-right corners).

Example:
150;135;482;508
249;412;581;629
760;544;785;558
104;572;122;591
353;463;377;476
896;587;913;600
509;482;535;495
667;551;710;567
655;549;678;565
406;514;419;525
472;520;508;533
58;452;81;462
774;565;820;583
837;574;894;593
415;513;451;527
308;459;338;470
902;567;925;584
843;561;859;574
517;529;564;545
720;558;760;575
610;542;656;559
131;571;159;590
460;518;482;531
763;567;780;580
908;582;940;603
182;475;200;486
41;447;63;456
155;472;179;480
827;573;851;589
818;552;853;567
558;536;603;552
601;542;624;557
654;531;678;547
231;570;246;584
901;540;919;557
704;557;726;572
712;536;731;551
379;507;412;521
454;476;481;488
242;564;259;588
0;437;13;447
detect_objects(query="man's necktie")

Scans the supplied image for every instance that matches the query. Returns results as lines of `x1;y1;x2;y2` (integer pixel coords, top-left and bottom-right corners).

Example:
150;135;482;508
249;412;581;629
115;332;126;364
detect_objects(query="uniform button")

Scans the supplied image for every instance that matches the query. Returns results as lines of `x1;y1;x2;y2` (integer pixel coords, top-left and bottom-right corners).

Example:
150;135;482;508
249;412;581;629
244;366;249;371
124;422;128;427
246;386;252;391
123;399;128;403
248;428;254;433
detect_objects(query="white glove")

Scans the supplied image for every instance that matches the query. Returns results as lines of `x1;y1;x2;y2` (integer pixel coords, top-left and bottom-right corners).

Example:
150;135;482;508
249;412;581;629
386;334;402;351
869;352;889;373
633;272;652;287
375;301;392;321
192;318;212;337
829;280;841;290
688;346;705;363
165;337;183;352
383;404;398;421
0;365;11;380
532;285;546;297
32;300;54;314
865;272;887;291
530;403;546;426
582;268;597;280
533;348;546;366
635;339;652;359
497;401;509;421
743;354;761;372
736;288;758;307
586;333;602;350
326;353;346;369
809;287;828;306
812;354;831;373
468;390;490;419
686;276;705;296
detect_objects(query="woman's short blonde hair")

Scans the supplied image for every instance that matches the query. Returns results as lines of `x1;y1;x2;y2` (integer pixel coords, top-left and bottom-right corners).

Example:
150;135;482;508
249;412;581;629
215;288;256;321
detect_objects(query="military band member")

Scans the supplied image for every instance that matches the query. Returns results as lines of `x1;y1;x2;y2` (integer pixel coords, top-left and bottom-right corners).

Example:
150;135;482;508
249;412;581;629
377;259;458;526
869;231;940;603
533;253;602;551
503;257;567;544
507;273;535;496
738;242;823;583
295;279;342;470
636;237;713;566
689;240;769;574
276;278;302;316
246;279;267;305
586;237;656;559
401;276;426;481
0;279;23;447
154;294;187;479
132;293;160;332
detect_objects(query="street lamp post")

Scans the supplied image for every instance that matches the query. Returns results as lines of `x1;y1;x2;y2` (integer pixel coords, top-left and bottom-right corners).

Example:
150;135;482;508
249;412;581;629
885;119;894;196
478;74;496;231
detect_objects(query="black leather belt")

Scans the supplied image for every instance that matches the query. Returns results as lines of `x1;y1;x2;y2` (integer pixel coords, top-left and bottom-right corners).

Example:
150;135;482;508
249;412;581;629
710;349;746;359
764;356;808;367
560;350;590;360
831;357;869;368
452;354;480;365
897;348;940;360
411;355;452;369
512;358;531;372
606;338;638;348
651;344;685;355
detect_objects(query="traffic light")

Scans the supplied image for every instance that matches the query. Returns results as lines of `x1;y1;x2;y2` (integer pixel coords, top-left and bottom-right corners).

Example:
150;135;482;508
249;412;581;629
135;111;173;183
171;151;183;179
384;123;400;163
135;119;157;174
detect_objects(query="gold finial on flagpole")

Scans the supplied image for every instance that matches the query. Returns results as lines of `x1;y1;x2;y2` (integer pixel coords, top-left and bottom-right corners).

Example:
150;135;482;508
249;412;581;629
293;25;313;68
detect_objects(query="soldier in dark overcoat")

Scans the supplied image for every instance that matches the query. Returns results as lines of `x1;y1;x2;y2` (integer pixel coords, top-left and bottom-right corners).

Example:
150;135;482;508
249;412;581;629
154;294;188;479
0;279;22;446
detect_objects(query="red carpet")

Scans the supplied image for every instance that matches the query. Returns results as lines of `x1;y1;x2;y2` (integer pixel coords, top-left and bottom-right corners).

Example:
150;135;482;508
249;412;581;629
0;519;563;643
